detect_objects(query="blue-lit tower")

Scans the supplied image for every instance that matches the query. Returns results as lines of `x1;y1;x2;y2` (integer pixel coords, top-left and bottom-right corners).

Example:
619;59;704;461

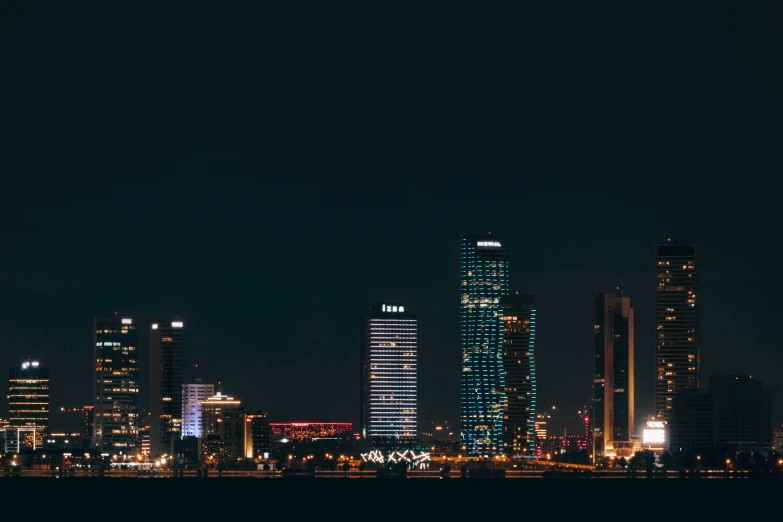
460;235;509;456
499;293;537;457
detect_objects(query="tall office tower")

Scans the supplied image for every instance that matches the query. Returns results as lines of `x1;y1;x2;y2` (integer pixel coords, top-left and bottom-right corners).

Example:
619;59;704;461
94;315;139;451
593;289;635;459
8;359;49;430
499;293;537;457
460;235;509;456
654;240;700;421
360;303;418;444
150;320;184;456
182;379;214;438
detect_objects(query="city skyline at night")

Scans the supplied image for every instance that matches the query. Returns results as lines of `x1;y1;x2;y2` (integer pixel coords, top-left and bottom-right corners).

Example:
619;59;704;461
0;235;779;440
1;5;782;520
0;2;780;442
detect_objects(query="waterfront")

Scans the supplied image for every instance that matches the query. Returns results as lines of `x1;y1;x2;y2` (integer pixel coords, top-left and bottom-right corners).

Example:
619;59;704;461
0;475;772;520
3;468;783;479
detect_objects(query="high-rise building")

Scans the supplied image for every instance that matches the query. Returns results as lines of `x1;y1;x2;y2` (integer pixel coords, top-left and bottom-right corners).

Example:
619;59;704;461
593;289;635;458
460;234;509;456
150;319;184;456
182;380;214;439
201;392;246;463
94;315;139;451
8;359;49;430
360;303;417;444
654;240;700;420
499;293;537;457
709;375;773;451
246;411;272;460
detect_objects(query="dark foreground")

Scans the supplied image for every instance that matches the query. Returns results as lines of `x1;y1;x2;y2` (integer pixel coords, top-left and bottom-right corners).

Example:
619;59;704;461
0;477;775;520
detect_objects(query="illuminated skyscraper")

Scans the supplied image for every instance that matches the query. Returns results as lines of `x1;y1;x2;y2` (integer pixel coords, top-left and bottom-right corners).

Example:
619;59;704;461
654;240;700;420
460;235;509;456
150;319;184;456
593;289;635;458
182;379;214;439
94;315;139;451
8;359;49;430
499;294;537;457
360;303;418;444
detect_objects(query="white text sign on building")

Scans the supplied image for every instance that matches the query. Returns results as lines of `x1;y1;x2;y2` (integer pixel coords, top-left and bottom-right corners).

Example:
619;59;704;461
381;305;405;313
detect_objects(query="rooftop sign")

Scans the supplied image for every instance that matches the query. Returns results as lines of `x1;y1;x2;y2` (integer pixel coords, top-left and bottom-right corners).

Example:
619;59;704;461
382;304;405;313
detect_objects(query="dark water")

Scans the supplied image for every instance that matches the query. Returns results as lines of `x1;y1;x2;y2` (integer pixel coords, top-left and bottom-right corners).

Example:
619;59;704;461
0;477;775;520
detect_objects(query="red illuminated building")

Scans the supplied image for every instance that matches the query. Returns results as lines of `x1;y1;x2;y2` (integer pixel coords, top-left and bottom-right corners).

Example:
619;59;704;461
270;422;352;442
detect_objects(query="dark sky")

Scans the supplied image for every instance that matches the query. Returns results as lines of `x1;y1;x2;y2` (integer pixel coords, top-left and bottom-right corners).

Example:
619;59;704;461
1;2;781;434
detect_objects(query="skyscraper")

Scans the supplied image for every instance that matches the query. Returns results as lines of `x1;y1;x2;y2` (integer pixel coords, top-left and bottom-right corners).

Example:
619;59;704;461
654;240;700;420
150;319;184;456
8;359;49;430
360;303;417;444
499;293;537;457
593;289;635;459
182;379;214;438
460;234;509;456
94;315;139;451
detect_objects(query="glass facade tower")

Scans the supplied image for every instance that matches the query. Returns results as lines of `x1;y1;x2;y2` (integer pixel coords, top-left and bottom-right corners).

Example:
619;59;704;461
654;241;700;420
593;290;635;458
150;319;184;456
499;294;537;457
94;315;139;451
460;235;509;456
360;303;417;444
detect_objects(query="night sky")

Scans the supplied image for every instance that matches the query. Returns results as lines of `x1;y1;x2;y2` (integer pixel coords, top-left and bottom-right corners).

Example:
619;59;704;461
1;2;781;434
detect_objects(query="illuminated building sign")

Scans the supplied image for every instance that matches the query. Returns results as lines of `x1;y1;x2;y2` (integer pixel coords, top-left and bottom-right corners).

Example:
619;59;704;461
476;241;501;247
381;304;405;313
643;420;666;444
643;429;665;444
171;321;183;328
360;450;431;465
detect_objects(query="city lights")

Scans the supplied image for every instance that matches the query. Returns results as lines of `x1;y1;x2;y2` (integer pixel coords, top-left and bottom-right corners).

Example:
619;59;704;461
360;450;431;465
